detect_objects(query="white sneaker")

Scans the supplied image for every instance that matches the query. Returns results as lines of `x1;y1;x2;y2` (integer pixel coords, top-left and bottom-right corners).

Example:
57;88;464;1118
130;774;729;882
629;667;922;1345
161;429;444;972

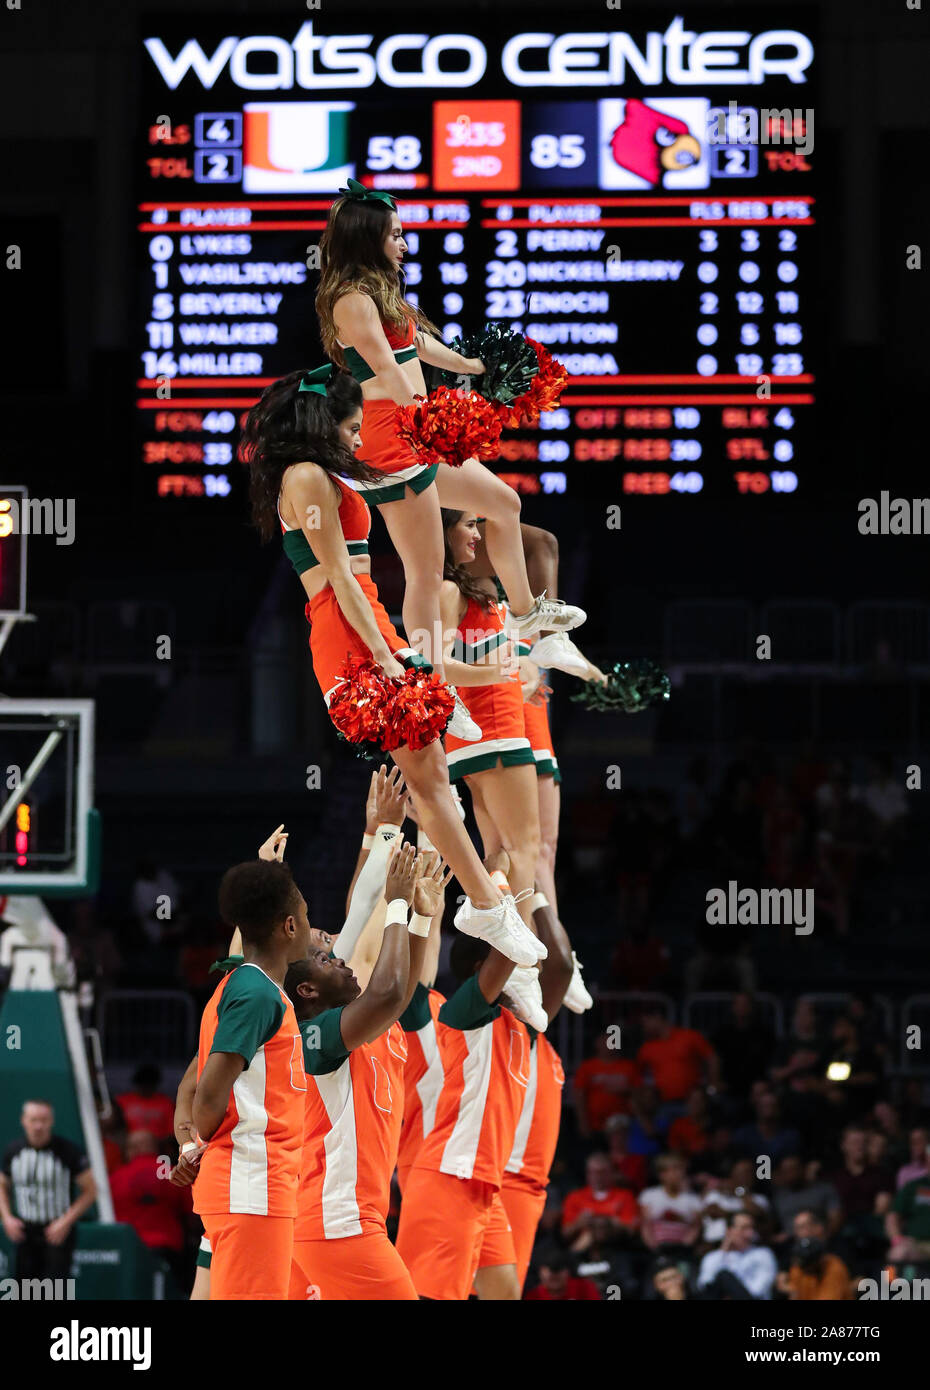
563;950;594;1014
450;783;467;821
512;591;586;639
447;688;482;741
454;894;546;968
504;965;548;1032
529;632;591;678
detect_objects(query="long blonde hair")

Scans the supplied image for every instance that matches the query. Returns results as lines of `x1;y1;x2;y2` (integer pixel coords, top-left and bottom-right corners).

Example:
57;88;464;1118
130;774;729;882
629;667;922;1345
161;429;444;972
316;194;440;368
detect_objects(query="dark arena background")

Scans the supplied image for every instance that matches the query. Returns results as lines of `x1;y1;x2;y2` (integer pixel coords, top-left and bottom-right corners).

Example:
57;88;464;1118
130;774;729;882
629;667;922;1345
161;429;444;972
0;0;928;1360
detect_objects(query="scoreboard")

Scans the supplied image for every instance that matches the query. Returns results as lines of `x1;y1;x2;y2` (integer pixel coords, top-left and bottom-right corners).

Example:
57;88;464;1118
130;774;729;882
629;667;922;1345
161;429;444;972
136;12;816;502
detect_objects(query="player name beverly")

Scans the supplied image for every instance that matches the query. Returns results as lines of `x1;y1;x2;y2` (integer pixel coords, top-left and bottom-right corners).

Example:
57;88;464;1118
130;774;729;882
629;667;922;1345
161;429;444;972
49;1320;152;1371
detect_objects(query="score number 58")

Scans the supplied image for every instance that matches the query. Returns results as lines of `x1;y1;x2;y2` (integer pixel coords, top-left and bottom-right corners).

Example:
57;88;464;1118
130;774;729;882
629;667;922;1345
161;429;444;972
367;136;422;171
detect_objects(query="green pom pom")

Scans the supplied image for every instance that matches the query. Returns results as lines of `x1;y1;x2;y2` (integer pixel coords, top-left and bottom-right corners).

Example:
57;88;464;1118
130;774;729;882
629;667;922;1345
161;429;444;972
438;323;539;405
570;659;671;714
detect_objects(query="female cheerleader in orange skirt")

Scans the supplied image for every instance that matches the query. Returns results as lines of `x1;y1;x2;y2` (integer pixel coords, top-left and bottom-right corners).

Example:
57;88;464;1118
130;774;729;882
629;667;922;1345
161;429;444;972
439;508;549;1029
240;364;544;969
315;180;585;692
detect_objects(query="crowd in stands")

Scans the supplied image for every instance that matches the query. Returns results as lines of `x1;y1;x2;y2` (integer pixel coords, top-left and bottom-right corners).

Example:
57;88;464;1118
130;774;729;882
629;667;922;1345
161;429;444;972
524;997;930;1299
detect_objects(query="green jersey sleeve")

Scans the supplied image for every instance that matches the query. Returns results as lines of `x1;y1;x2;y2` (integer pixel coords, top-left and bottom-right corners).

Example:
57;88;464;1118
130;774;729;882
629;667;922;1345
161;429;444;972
399;982;432;1033
211;966;285;1067
300;1009;350;1075
438;974;500;1030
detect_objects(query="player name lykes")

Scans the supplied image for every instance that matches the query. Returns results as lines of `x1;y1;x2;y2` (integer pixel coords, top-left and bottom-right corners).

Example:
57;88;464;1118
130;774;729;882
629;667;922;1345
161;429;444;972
858;492;930;535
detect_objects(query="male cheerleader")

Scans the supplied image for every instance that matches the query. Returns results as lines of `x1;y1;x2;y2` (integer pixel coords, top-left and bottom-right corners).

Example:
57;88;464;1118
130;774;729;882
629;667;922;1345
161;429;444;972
395;853;573;1300
190;859;313;1300
287;843;451;1300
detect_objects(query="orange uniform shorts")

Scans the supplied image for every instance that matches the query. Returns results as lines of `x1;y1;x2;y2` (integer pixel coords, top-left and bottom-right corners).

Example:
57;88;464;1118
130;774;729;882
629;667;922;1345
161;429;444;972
476;1188;518;1270
522;697;561;782
289;1231;418;1301
306;572;410;703
500;1182;548;1290
395;1167;498;1300
354;399;439;503
201;1212;294;1301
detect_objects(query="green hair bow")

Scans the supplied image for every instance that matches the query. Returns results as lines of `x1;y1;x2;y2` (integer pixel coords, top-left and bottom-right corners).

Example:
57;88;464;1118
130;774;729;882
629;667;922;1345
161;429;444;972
298;364;335;397
336;176;397;211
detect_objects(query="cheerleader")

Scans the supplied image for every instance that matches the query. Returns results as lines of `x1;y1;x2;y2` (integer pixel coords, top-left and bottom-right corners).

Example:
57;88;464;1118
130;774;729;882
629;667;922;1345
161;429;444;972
315;179;585;691
439;509;549;1031
240;364;545;969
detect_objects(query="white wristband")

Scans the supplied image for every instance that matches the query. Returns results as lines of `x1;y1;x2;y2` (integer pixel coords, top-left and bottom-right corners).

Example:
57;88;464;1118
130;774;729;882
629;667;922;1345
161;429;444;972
416;827;435;852
376;823;402;844
362;833;375;849
409;913;432;938
385;897;409;928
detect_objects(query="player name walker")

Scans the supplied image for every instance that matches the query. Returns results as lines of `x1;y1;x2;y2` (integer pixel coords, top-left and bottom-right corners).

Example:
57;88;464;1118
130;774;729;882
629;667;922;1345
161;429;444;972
49;1320;151;1371
705;881;814;935
857;492;930;535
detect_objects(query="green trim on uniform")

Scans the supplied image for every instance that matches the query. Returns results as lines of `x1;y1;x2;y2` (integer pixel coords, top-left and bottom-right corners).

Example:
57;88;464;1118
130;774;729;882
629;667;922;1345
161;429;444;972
300;1009;350;1076
209;953;244;974
448;746;538;781
342;342;418;385
438;974;500;1030
210;965;286;1068
283;527;369;577
358;462;438;506
196;1242;212;1270
399;981;431;1033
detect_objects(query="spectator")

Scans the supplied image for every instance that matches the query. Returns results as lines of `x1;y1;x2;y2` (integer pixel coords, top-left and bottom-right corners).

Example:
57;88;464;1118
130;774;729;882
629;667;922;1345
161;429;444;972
825;1017;883;1114
896;1127;930;1191
116;1064;177;1144
636;1008;720;1108
732;1091;801;1165
99;1101;127;1176
0;1100;97;1283
886;1172;930;1270
699;1157;771;1247
639;1155;702;1258
828;1125;893;1257
712;993;776;1100
574;1215;639;1298
627;1085;670;1158
697;1210;777;1299
109;1131;193;1286
131;859;180;947
770;998;826;1100
872;1101;908;1169
603;1115;649;1193
775;1210;852;1300
572;1033;640;1138
561;1153;639;1245
651;1255;691;1300
525;1249;601;1301
852;754;908;831
770;1155;842;1243
668;1087;713;1159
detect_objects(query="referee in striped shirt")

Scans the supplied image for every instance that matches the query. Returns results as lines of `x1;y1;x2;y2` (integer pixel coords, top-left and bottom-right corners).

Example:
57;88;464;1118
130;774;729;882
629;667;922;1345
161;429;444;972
0;1099;97;1280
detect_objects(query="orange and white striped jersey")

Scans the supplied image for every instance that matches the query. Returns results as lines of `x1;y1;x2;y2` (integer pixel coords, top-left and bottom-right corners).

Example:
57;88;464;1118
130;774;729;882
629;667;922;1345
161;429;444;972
411;976;531;1189
503;1034;565;1193
397;984;446;1174
192;963;307;1218
295;1010;408;1241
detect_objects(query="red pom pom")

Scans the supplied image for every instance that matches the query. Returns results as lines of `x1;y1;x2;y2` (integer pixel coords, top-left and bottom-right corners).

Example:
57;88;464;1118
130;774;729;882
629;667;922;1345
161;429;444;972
498;339;569;428
395;386;503;468
328;656;454;753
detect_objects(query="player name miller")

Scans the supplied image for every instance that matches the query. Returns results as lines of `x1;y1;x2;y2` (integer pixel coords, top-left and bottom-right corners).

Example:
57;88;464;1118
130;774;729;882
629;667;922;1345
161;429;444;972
858;492;930;535
705;882;814;934
49;1320;151;1371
